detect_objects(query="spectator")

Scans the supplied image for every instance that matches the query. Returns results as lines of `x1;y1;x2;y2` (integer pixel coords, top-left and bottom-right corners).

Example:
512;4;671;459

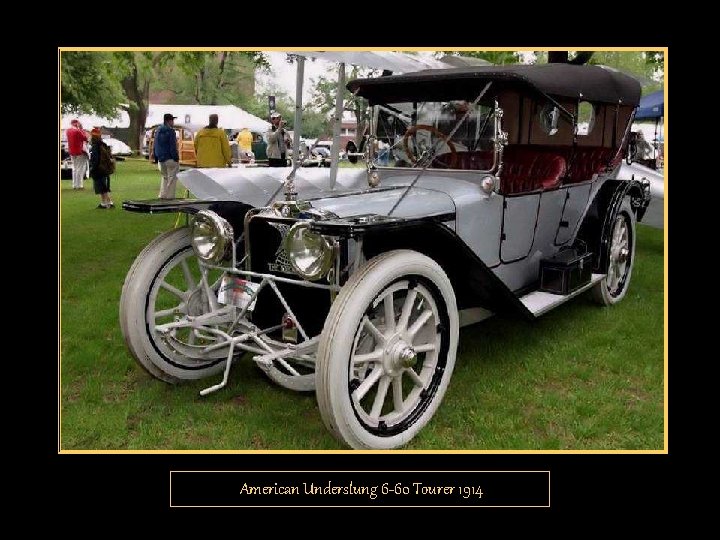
266;112;292;167
67;119;89;190
237;126;253;162
153;113;180;199
194;114;232;168
89;128;114;209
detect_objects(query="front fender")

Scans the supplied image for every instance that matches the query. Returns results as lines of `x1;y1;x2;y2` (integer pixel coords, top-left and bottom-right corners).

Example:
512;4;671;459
122;199;252;240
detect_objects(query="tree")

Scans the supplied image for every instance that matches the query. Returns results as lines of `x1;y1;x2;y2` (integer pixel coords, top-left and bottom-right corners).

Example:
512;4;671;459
114;51;270;153
165;52;269;105
112;52;174;153
310;65;379;146
60;52;125;117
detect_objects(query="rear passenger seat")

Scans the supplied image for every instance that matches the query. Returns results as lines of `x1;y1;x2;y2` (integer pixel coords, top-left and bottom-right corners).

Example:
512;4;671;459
429;145;621;195
501;146;566;194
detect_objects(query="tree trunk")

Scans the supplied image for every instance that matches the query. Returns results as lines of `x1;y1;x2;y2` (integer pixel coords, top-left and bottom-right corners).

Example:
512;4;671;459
120;58;150;153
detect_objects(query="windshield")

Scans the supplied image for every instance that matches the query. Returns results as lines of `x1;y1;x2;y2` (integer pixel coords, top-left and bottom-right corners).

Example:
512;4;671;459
372;100;496;170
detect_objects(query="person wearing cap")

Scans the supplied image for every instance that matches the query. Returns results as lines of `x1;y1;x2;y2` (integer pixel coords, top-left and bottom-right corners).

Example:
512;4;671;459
89;128;115;209
67;119;89;189
267;112;292;167
153;113;180;199
194;114;232;168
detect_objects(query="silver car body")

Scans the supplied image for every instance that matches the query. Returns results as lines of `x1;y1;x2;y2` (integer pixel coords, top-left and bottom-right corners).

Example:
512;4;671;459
180;158;619;295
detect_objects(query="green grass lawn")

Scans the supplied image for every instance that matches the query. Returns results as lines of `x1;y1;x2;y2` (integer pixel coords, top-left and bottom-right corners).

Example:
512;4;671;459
60;159;665;450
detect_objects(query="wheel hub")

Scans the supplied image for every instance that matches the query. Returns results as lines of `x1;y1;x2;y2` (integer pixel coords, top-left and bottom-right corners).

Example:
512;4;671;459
382;334;416;376
618;247;629;263
185;288;208;316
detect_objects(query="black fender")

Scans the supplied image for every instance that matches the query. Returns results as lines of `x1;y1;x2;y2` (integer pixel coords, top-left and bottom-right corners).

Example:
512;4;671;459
576;179;649;273
325;216;533;320
122;199;253;240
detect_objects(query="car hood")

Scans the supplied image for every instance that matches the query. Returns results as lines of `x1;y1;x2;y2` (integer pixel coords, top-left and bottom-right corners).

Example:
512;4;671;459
178;167;459;219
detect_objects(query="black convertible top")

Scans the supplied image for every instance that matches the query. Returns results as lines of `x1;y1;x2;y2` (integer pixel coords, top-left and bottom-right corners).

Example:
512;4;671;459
347;63;641;106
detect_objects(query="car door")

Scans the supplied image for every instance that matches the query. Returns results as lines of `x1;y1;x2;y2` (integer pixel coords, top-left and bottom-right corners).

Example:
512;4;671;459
500;192;541;262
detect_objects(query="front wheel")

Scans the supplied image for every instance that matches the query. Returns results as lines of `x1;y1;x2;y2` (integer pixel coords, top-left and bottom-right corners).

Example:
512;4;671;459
592;197;636;306
316;250;459;449
119;228;228;383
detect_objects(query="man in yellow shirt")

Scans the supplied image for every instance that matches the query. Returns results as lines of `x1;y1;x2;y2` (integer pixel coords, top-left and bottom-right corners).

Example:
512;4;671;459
237;127;253;153
194;114;232;167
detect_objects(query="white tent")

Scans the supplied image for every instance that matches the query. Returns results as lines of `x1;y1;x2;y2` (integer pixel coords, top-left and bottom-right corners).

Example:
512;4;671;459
61;104;270;133
144;104;270;133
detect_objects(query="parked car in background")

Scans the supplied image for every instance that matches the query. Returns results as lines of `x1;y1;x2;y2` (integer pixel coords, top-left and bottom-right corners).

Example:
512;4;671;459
146;123;199;167
104;137;132;158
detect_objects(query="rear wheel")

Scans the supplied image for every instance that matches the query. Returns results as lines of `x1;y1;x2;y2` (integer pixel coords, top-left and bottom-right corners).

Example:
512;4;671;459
316;250;459;449
592;197;636;306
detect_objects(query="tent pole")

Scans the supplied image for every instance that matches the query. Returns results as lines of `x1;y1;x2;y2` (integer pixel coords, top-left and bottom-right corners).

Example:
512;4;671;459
292;55;304;171
329;62;345;191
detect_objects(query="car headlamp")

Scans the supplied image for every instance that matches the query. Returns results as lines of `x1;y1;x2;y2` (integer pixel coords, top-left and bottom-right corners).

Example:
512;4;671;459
190;210;234;264
284;222;334;281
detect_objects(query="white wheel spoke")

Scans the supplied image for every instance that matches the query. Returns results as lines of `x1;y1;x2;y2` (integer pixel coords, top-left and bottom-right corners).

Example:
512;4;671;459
413;343;436;354
383;293;396;334
353;365;383;401
363;317;386;346
209;274;223;291
397;289;418;331
180;259;196;289
160;281;185;299
392;376;404;412
352;350;383;366
408;310;433;339
187;329;196;346
405;368;425;388
370;376;391;420
154;307;180;319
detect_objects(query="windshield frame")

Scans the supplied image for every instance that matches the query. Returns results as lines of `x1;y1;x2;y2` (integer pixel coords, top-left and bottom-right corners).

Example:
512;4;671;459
368;97;503;174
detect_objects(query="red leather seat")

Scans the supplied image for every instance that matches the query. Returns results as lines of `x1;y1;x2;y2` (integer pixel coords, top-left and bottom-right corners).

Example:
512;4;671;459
501;146;566;194
564;147;620;183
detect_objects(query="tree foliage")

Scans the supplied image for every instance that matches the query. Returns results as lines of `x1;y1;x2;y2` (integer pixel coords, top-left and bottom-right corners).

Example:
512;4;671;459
60;52;125;117
310;65;379;144
160;52;269;105
439;51;521;65
112;52;175;152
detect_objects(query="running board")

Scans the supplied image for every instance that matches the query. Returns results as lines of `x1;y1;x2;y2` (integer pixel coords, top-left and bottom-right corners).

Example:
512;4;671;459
519;273;606;317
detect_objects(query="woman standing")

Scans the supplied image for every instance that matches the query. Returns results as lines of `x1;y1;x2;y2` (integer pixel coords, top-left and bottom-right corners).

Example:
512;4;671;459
89;128;115;209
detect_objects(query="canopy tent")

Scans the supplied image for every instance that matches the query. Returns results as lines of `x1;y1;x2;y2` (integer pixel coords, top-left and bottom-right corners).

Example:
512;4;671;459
144;105;270;133
61;104;270;133
635;90;664;119
60;111;128;129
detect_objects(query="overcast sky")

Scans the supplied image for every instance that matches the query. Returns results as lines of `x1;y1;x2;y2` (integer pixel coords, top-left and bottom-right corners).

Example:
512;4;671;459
256;52;334;101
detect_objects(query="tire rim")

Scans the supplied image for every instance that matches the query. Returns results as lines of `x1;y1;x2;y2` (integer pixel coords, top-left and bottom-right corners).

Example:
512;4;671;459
146;246;228;368
606;213;632;298
348;278;448;436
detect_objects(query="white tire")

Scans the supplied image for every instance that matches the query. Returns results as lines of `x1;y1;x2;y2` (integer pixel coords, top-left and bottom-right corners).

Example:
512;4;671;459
592;197;636;306
119;228;227;383
316;250;459;449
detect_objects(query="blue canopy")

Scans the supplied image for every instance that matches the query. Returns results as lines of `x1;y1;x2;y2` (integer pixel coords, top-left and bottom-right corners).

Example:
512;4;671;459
635;90;664;119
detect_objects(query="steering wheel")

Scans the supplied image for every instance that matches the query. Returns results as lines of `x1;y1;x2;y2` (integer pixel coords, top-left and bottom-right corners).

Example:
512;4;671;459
402;124;457;169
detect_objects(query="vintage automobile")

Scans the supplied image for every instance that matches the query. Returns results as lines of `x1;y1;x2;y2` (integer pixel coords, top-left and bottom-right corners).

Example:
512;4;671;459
120;63;651;449
146;123;199;167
